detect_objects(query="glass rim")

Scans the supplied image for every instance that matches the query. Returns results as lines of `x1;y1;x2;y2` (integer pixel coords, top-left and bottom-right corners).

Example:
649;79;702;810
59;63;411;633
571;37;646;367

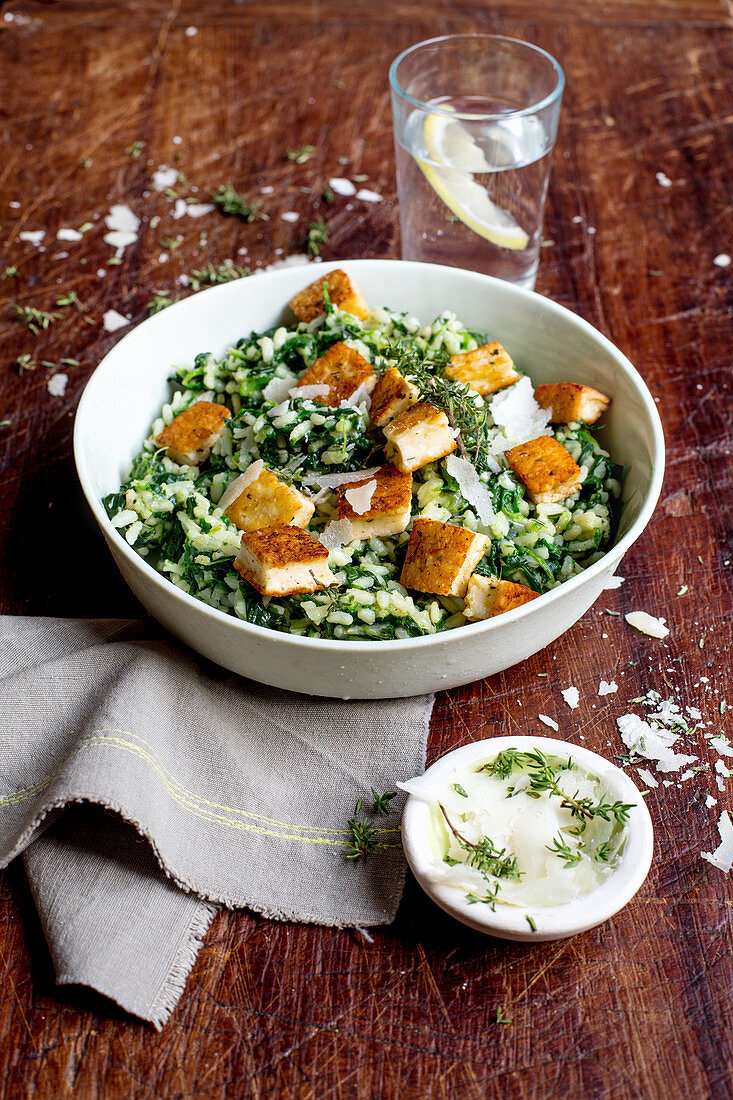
389;33;565;122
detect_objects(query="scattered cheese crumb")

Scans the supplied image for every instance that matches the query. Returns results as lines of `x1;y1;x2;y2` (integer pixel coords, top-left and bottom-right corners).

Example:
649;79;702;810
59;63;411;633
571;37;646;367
625;611;669;638
706;795;718;808
103;204;140;250
603;574;624;590
19;230;45;244
656;171;673;187
617;713;697;773
328;178;356;197
637;768;658;788
56;227;83;242
561;687;580;710
47;373;68;397
356;189;382;203
710;737;733;758
538;714;559;731
185;25;198;36
715;760;731;778
281;211;300;223
598;679;618;696
102;309;131;333
713;253;731;268
701;812;733;873
172;198;214;219
152;165;178;191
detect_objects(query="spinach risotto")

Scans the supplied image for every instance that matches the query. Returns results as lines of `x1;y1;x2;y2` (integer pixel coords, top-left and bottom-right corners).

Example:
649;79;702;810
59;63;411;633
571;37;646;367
104;282;623;641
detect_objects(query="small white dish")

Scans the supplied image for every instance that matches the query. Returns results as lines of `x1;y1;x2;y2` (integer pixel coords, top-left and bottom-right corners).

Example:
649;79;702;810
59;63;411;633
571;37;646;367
401;735;654;941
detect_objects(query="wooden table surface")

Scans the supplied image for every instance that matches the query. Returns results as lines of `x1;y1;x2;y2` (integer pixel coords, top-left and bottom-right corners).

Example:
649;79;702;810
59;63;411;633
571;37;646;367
1;1;732;1096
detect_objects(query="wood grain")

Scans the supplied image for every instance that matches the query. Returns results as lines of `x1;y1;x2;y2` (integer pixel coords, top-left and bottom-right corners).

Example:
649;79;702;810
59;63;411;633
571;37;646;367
1;0;732;1097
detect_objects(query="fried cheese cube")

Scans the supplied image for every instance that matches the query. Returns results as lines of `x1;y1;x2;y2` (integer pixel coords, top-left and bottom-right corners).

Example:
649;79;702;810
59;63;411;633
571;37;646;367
336;463;413;539
383;402;457;474
369;366;420;428
296;341;375;406
156;401;231;465
400;518;489;597
505;436;582;504
445;342;519;396
289;269;370;323
464;574;539;621
234;526;335;597
224;467;314;532
534;383;611;426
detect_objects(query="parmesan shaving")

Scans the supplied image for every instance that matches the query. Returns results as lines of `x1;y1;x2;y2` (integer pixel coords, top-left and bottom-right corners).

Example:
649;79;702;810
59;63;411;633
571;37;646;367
489;376;551;446
339;382;372;411
152;165;179;191
561;687;580;710
598;680;618;696
329;177;356;196
701;811;733;873
217;460;264;511
603;574;625;590
344;479;377;515
710;737;733;758
102;309;131;333
637;768;658;788
47;373;68;397
445;453;494;524
301;467;381;489
538;714;559;731
625;611;669;638
293;384;330;400
262;373;298;403
319;518;354;550
616;713;697;773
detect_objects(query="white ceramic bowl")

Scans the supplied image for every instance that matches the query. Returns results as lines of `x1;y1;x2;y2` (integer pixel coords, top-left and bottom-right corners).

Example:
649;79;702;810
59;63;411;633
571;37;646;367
401;736;654;941
74;259;664;699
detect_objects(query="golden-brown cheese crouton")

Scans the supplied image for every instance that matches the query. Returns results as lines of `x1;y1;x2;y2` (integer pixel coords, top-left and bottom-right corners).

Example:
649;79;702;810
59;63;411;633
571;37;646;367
400;518;489;597
296;341;375;406
369;366;420;428
383;402;457;474
464;574;539;621
224;467;314;532
156;401;231;465
534;383;611;426
234;526;335;597
337;463;413;539
445;342;519;396
289;269;370;323
505;436;582;504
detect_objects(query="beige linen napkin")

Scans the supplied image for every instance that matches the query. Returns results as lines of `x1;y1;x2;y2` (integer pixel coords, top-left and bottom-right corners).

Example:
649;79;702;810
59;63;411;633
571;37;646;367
0;617;432;1027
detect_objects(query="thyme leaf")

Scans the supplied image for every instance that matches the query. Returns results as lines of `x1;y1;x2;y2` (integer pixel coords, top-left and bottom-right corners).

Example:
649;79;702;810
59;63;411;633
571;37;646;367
371;788;397;816
344;798;379;860
286;144;315;164
12;304;61;333
304;220;330;258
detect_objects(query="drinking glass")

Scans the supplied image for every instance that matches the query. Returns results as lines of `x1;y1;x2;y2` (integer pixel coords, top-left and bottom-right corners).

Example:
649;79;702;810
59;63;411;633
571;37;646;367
389;34;564;290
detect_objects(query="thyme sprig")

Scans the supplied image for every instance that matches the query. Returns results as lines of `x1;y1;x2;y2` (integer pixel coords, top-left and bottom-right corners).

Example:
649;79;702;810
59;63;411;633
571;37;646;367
479;747;634;829
439;804;521;881
371;789;397;816
383;341;492;469
210;183;266;222
344;798;379;860
188;261;249;289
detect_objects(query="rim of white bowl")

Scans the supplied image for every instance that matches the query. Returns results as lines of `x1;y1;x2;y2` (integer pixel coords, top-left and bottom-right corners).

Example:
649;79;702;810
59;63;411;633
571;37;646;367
74;259;666;653
401;735;655;941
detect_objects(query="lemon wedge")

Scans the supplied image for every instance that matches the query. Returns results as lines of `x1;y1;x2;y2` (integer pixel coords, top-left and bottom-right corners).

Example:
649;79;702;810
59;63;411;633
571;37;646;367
418;109;530;252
